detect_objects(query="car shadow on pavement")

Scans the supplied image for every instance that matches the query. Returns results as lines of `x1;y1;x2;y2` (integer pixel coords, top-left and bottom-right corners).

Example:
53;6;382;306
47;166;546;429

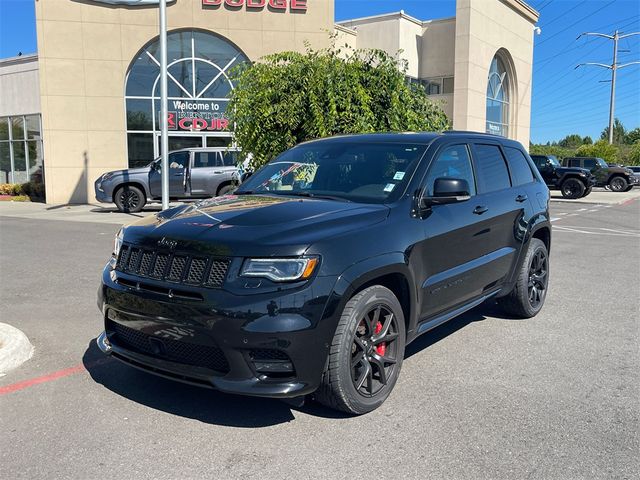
82;340;350;426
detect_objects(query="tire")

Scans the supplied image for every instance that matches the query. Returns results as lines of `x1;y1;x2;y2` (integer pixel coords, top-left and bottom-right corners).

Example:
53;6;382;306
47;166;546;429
582;186;593;197
217;184;235;196
560;178;585;199
623;184;634;192
114;185;146;213
314;285;406;415
498;238;549;318
609;175;628;192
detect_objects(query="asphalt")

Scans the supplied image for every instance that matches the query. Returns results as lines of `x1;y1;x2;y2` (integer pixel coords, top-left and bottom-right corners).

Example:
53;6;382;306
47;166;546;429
0;199;638;479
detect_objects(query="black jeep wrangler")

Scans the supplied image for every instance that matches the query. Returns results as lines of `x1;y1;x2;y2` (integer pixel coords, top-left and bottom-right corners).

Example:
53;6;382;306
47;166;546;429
563;157;638;192
97;132;551;414
530;154;595;199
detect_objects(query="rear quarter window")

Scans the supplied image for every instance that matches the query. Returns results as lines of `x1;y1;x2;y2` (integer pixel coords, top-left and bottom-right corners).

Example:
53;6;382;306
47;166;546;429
473;144;511;193
504;147;535;185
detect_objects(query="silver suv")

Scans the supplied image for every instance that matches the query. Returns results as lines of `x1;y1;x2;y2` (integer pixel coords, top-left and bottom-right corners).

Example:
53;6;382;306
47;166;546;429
94;147;241;212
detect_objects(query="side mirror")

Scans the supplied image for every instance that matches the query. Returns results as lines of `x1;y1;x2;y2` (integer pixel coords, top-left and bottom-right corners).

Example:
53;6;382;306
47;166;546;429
421;178;471;207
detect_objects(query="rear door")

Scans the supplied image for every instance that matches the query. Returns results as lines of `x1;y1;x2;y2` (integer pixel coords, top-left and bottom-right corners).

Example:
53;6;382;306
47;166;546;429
190;151;222;197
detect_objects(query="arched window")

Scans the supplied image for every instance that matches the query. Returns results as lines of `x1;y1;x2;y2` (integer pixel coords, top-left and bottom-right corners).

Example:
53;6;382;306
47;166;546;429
125;30;249;167
486;55;510;137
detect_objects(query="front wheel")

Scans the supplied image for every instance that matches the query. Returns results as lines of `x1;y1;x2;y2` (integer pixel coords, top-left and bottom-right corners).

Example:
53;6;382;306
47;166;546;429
609;176;628;192
114;185;146;213
314;286;406;415
560;178;585;199
498;238;549;318
582;186;593;197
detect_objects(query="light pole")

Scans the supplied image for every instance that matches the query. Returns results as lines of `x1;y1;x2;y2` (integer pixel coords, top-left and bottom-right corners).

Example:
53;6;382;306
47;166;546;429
576;30;640;144
159;0;170;210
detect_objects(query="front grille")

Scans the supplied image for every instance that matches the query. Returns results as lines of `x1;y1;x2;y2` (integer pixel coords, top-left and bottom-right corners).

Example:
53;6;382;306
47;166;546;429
107;320;230;373
116;244;230;289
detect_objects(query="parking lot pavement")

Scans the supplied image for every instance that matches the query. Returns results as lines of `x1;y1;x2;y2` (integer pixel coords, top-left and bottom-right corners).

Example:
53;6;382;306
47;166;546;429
1;200;638;480
550;187;640;205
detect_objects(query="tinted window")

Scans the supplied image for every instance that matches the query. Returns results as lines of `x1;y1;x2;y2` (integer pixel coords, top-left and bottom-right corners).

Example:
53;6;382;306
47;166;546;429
222;151;238;167
568;158;580;167
504;147;535;185
424;144;476;196
583;158;596;169
168;151;189;169
530;155;546;169
473;144;511;193
193;152;221;168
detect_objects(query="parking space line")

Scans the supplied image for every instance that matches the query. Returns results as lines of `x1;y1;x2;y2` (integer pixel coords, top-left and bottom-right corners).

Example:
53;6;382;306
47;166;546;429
0;358;113;396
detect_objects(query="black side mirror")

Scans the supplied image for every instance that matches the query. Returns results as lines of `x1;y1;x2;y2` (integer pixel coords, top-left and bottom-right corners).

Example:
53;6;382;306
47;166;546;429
421;178;471;207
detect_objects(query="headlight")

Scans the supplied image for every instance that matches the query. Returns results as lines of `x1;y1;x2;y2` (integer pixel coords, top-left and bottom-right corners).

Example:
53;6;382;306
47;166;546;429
101;172;115;182
241;257;319;282
113;228;124;257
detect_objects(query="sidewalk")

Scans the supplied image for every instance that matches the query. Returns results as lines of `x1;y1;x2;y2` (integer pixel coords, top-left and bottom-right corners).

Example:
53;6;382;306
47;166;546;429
550;187;640;205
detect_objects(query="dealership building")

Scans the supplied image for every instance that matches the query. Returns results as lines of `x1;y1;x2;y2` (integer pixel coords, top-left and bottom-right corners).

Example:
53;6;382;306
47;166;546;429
0;0;538;204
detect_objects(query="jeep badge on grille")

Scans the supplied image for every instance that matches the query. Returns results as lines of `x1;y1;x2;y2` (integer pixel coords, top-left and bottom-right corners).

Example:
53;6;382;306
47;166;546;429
157;237;178;250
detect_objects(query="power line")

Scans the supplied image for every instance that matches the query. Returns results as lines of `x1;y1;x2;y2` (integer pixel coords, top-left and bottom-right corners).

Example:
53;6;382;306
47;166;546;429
537;0;616;46
539;0;587;29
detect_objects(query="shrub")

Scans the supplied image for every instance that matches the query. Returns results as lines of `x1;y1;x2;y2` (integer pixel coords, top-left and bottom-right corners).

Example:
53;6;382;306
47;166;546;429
627;142;640;166
575;140;619;164
0;194;30;202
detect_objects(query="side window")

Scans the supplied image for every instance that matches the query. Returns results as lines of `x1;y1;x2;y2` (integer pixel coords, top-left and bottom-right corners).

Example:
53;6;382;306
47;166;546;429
569;159;580;168
221;151;238;167
473;144;511;193
583;158;596;169
168;151;189;169
193;152;221;169
531;156;545;169
504;147;535;186
424;144;476;196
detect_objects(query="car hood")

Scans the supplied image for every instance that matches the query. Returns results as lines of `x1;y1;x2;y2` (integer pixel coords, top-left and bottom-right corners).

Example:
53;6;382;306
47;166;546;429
122;194;390;257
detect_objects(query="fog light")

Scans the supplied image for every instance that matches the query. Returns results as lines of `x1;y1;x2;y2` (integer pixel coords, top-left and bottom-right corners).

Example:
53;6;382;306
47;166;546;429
253;361;294;373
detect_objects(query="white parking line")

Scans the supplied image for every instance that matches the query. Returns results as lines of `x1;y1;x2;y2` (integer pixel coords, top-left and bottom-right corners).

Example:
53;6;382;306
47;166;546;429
553;225;640;237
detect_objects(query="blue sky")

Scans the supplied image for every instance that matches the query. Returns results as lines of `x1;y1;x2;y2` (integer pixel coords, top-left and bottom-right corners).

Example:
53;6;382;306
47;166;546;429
1;0;639;143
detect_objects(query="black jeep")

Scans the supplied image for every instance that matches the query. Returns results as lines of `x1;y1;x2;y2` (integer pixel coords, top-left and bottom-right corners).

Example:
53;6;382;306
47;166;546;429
530;154;595;199
563;157;638;192
97;132;551;414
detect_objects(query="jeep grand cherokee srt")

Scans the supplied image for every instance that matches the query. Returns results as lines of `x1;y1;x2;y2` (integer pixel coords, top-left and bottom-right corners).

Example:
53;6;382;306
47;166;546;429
96;132;551;414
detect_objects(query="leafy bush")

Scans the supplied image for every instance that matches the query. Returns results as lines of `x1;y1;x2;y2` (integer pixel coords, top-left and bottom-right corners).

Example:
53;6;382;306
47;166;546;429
228;44;450;169
575;140;619;164
0;182;45;198
626;142;640;166
0;194;30;202
0;183;24;195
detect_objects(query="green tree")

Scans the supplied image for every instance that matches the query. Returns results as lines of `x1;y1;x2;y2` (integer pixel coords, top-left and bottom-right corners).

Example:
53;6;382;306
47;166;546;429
575;140;619;164
627;143;640;166
228;46;449;168
582;135;593;145
600;118;626;144
558;134;584;149
624;127;640;145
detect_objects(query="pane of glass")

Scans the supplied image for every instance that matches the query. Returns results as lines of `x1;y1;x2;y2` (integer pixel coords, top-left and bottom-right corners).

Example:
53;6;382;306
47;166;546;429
206;136;232;148
0;117;8;141
27;140;44;177
0;142;10;183
126;99;154;130
11;117;25;140
504;147;534;186
126;55;159;97
194;30;249;68
127;133;155;168
474;144;511;193
442;77;454;94
168;151;189;169
12;141;28;184
193;151;221;168
221;150;238;166
424;145;475;196
25;115;41;139
196;63;233;98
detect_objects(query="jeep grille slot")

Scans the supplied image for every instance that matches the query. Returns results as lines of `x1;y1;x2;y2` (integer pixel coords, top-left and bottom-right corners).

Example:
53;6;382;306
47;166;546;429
116;244;230;289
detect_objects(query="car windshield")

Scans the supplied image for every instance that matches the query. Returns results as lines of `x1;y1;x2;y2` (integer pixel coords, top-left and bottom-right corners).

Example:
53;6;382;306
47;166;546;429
236;142;428;203
596;158;608;168
548;155;561;167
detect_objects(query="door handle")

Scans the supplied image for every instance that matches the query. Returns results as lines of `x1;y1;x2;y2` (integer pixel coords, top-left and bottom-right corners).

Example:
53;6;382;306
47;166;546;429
515;194;528;203
172;172;183;176
212;171;224;174
473;205;489;215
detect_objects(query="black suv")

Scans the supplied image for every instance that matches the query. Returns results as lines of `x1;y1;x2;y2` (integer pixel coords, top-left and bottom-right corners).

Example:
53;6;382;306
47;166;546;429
97;132;551;414
530;154;595;198
563;157;638;192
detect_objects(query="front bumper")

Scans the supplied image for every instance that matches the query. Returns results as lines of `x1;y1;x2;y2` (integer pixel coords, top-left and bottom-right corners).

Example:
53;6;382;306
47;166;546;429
97;266;341;398
94;178;112;203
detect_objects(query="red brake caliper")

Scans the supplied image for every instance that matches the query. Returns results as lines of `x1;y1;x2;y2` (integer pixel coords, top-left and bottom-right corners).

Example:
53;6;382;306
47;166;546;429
374;321;386;356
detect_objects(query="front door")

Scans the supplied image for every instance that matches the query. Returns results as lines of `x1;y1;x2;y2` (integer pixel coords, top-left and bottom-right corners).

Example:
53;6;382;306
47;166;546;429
149;150;191;198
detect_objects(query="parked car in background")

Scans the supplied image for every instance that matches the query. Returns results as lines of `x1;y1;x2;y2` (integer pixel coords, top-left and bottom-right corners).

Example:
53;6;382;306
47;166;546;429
96;132;551;414
530;154;595;199
628;166;640;183
562;157;638;192
95;147;241;212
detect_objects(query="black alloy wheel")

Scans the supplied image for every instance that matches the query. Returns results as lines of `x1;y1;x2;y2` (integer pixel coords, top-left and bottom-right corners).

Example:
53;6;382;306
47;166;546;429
351;304;400;397
609;176;628;192
560;178;585;199
527;248;548;310
114;185;146;213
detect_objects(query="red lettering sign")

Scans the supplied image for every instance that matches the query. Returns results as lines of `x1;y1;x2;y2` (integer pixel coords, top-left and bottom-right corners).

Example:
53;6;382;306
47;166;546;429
172;115;229;132
201;0;306;11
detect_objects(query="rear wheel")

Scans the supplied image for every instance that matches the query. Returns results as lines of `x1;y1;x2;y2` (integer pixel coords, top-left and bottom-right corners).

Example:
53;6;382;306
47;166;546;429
114;185;146;213
609;176;628;192
498;238;549;318
560;178;585;199
314;286;406;415
623;184;634;192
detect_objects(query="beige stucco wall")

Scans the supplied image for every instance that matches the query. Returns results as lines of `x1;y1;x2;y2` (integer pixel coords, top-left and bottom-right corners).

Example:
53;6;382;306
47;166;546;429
35;0;333;204
452;0;537;147
420;18;455;79
0;55;41;117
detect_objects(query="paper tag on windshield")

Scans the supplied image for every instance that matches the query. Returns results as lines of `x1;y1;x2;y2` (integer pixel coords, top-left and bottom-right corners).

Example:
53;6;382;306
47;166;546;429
393;171;405;181
384;183;396;192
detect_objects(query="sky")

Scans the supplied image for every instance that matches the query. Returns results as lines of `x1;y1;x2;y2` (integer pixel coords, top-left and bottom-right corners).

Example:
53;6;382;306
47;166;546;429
0;0;639;144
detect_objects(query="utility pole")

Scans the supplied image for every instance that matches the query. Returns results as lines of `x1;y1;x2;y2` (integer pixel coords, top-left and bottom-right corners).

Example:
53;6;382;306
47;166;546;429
576;30;640;144
159;0;170;210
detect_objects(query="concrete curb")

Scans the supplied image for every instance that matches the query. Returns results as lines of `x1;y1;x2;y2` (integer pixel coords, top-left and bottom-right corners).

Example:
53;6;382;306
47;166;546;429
0;323;34;375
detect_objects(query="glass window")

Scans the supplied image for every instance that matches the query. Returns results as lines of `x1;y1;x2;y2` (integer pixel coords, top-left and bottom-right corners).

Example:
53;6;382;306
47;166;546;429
12;141;28;184
11;117;25;140
424;144;476;196
442;77;454;94
207;136;232;148
237;142;427;204
126;99;154;131
221;150;238;166
583;159;596;169
25;115;41;140
0;142;10;183
0;117;9;141
504;147;534;185
168;151;189;169
473;144;511;193
486;56;509;137
427;81;441;95
27;140;43;180
193;151;221;168
127;133;155;168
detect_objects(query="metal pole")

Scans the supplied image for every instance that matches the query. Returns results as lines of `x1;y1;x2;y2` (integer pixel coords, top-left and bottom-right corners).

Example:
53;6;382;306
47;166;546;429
607;30;618;144
159;0;169;210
